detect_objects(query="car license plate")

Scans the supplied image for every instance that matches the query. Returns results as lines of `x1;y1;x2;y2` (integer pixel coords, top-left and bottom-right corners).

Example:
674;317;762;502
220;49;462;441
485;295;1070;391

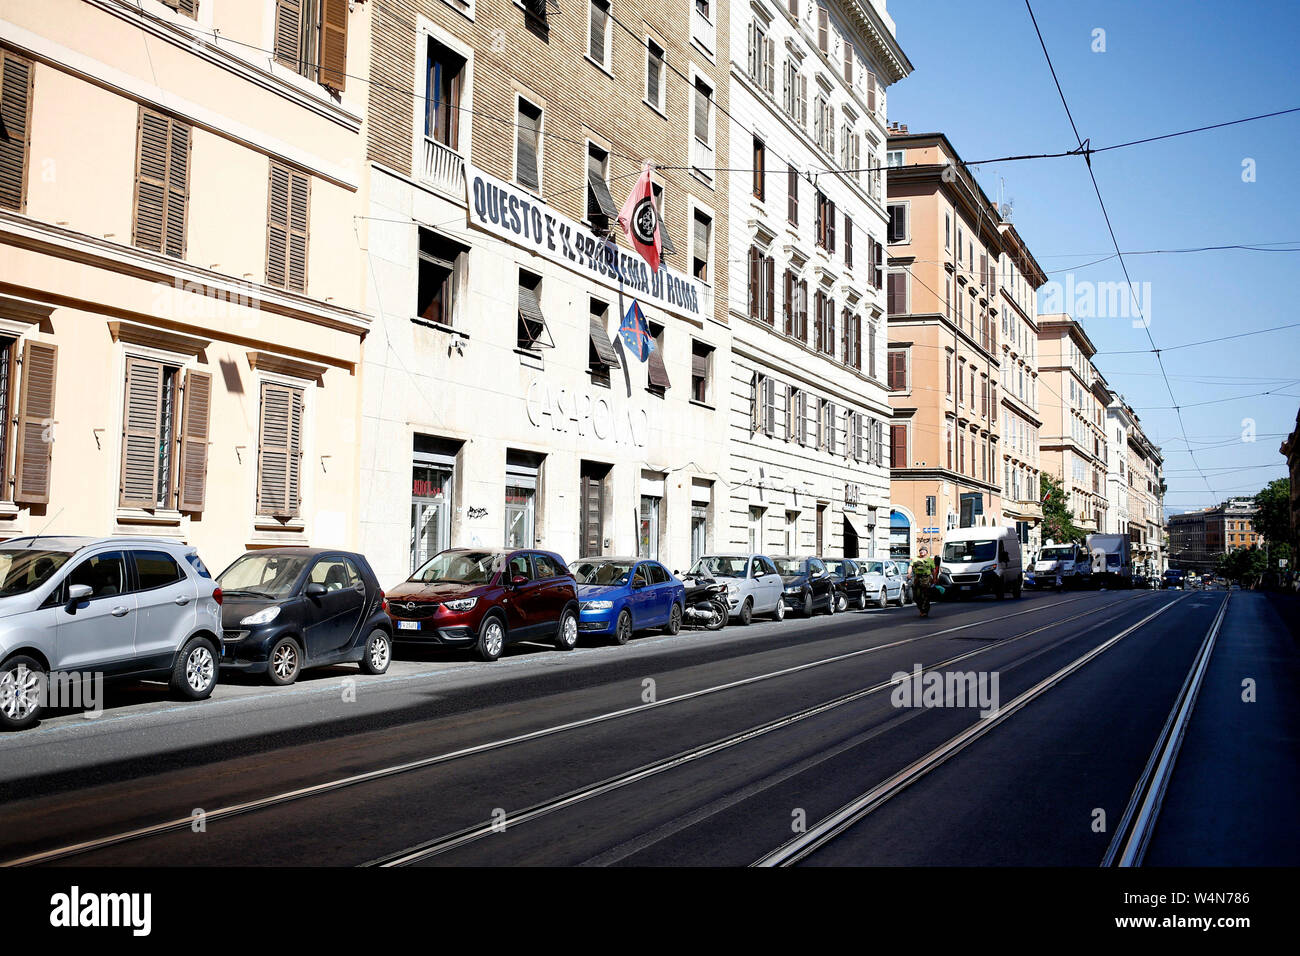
961;585;972;591
397;620;420;631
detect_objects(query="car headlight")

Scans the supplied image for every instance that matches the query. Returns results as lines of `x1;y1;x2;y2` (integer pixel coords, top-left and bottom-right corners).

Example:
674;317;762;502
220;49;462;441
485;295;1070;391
981;564;998;573
726;582;739;597
240;605;281;626
581;600;614;611
444;597;478;612
785;585;802;594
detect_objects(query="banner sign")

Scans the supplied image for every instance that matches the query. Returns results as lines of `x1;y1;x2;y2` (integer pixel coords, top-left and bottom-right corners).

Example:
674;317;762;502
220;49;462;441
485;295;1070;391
466;164;704;319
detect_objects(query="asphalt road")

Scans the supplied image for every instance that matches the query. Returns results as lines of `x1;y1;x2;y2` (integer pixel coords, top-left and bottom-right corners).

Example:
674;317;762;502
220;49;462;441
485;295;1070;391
0;587;1293;866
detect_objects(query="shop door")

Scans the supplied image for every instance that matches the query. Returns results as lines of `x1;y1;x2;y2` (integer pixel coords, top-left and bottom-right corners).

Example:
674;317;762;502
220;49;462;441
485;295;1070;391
579;466;606;558
411;463;453;572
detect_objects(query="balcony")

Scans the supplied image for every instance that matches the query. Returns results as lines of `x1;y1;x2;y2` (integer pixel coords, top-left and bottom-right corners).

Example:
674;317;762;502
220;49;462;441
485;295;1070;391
421;136;465;199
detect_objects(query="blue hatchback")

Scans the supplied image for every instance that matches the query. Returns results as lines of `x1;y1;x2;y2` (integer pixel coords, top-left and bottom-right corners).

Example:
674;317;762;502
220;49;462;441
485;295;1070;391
569;557;685;645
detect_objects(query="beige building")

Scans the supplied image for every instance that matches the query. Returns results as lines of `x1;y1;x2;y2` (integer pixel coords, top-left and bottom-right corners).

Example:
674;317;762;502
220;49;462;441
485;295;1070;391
356;0;733;583
1124;416;1165;575
884;128;1014;559
1038;314;1109;535
0;0;371;570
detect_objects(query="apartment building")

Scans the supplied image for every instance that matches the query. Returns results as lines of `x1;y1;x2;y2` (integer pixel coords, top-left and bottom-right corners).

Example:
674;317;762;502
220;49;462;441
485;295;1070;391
996;221;1044;557
358;0;733;582
0;0;370;569
1104;398;1133;537
884;129;1006;560
1169;497;1258;574
725;0;910;560
1126;420;1165;575
1037;314;1110;534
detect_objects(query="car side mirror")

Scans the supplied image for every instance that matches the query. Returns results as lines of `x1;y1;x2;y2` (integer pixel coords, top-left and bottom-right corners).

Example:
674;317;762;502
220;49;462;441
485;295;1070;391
305;582;327;598
65;583;92;614
511;574;529;588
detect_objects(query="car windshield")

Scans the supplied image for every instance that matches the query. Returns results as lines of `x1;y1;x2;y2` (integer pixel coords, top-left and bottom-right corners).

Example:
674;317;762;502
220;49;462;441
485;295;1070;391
943;540;998;563
219;553;311;598
859;561;886;574
773;558;804;575
823;560;847;576
410;550;503;585
688;556;748;578
1040;547;1075;560
570;560;634;586
0;549;73;597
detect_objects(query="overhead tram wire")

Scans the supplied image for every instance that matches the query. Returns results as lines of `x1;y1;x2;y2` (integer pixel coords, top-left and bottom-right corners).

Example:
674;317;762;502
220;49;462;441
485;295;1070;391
1023;0;1217;504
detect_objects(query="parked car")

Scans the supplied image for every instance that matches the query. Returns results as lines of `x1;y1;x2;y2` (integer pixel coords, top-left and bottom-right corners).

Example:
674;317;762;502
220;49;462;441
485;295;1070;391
886;560;915;604
0;536;223;730
772;556;836;617
686;554;785;625
385;548;579;661
857;559;908;607
824;558;869;611
936;527;1024;599
569;557;684;644
218;549;393;685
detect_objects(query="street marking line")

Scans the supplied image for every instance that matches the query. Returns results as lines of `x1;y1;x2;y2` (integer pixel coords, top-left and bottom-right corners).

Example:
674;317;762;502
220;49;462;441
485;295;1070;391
1;594;1113;866
752;593;1189;866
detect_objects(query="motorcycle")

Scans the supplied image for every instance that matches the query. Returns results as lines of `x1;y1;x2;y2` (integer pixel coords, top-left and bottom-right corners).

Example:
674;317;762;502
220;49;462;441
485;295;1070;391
680;575;729;630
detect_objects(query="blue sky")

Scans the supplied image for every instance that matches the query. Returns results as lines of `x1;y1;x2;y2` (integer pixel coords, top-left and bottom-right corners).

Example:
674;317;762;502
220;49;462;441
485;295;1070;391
886;0;1300;512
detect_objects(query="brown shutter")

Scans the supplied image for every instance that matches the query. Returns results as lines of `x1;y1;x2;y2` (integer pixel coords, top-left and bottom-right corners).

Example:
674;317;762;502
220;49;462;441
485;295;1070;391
845;216;853;267
783;269;794;335
274;0;303;69
288;168;310;291
748;246;760;321
178;369;211;512
853;315;862;369
266;163;311;292
133;109;189;259
764;255;775;326
12;340;56;504
164;118;190;259
798;280;808;340
787;164;798;225
813;291;823;351
320;0;349;90
258;382;303;517
891;424;906;468
120;356;164;507
0;50;34;213
647;337;671;391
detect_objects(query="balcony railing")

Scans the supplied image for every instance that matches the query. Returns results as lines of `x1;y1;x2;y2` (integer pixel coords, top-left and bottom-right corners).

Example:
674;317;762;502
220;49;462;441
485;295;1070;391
421;136;465;198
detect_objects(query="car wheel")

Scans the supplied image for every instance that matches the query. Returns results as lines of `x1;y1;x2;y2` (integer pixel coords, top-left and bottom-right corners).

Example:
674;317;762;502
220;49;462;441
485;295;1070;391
825;590;836;615
857;590;868;611
554;608;578;651
475;615;505;662
803;589;815;618
1013;580;1023;599
835;591;848;613
359;629;392;675
772;596;786;621
267;638;301;686
613;609;633;646
738;598;753;626
665;603;682;635
878;588;889;609
0;654;44;731
170;636;218;700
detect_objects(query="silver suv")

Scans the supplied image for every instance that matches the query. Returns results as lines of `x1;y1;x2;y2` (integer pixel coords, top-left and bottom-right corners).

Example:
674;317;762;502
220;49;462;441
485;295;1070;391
0;536;223;730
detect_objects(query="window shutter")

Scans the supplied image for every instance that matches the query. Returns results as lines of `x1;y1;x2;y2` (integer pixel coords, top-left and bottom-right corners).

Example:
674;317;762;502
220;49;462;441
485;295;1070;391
258;382;303;517
827;201;836;252
764;37;775;93
647;337;671;390
854;314;862;369
0;51;34;212
694;84;708;143
798;279;808;340
119;356;164;508
12;340;56;504
320;0;350;90
796;74;807;127
891;424;906;468
814;291;824;352
133;109;189;259
869;322;877;378
267;163;312;292
764;255;775;326
178;369;211;512
273;0;303;69
516;110;539;190
763;377;776;435
783;269;794;335
748;246;760;321
751;373;762;434
867;71;876;112
747;21;756;79
844;215;853;267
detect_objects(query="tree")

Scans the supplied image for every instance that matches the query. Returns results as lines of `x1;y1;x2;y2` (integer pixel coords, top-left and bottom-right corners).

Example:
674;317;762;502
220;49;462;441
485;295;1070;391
1040;473;1083;544
1217;546;1268;585
1253;477;1291;547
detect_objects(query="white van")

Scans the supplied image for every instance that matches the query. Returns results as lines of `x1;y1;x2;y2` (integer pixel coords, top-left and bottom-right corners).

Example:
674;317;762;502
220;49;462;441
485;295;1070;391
936;526;1023;599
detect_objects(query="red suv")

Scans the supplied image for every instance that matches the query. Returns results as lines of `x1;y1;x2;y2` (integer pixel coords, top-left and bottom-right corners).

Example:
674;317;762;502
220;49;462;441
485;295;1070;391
386;549;579;661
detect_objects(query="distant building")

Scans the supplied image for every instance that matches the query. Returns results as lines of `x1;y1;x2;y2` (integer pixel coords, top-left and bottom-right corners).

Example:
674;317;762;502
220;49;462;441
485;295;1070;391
1168;498;1259;574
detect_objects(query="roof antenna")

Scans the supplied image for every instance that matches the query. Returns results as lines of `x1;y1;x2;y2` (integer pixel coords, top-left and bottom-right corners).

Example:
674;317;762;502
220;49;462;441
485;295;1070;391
24;507;65;548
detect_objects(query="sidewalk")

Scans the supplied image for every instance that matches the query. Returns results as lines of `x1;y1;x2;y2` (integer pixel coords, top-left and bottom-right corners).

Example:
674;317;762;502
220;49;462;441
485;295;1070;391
1144;591;1300;865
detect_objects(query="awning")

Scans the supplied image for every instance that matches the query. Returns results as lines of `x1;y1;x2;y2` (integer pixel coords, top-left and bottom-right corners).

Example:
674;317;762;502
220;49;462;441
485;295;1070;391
518;283;551;348
647;336;671;390
589;314;620;368
587;169;619;221
660;221;677;257
844;511;870;539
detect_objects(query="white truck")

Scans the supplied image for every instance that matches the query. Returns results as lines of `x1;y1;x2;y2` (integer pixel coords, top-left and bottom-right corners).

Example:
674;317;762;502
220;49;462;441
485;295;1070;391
1086;533;1133;589
1027;541;1091;590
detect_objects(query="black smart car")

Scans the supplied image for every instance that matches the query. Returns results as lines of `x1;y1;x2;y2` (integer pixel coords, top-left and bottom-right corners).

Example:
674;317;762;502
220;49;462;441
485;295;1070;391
217;548;393;685
772;556;837;617
823;557;869;611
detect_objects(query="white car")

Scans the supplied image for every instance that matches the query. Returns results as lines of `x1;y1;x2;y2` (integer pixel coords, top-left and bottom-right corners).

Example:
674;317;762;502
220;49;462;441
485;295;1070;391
857;560;907;607
685;553;785;625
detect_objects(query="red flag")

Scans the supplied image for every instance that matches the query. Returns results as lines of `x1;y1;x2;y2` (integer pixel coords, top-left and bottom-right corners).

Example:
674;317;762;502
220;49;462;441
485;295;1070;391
617;162;661;273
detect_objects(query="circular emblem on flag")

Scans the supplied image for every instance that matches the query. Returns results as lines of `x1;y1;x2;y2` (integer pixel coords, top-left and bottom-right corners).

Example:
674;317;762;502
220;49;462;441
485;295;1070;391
631;198;658;245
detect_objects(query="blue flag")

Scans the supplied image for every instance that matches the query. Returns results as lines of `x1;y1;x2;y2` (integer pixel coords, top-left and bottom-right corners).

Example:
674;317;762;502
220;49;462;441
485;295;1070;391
619;300;655;362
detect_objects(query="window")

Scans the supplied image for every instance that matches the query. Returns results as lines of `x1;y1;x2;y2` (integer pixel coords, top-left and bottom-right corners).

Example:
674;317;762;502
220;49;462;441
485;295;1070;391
748;506;764;552
273;0;349;89
887;349;907;391
890;424;907;468
0;49;33;212
748;246;775;325
257;381;304;518
843;40;853;84
517;270;550;350
645;38;665;111
752;137;766;200
588;298;619;386
133;109;190;259
692;208;712;280
515;98;542;190
815;191;835;251
886;203;907;244
424;38;464;149
886;150;905;168
868;321;878;378
944;212;951;249
310;556;361;590
886;271;907;314
588;0;611;68
747;20;775;93
67;552;129;600
417;229;468;327
586;143;618;231
693;75;713;154
691;340;714;403
135;550;185;590
265;162;311;292
787;164;799;225
844;216;853;268
752;373;777;437
120;357;210;512
871;238;883;290
814;93;834;154
817;6;829;54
